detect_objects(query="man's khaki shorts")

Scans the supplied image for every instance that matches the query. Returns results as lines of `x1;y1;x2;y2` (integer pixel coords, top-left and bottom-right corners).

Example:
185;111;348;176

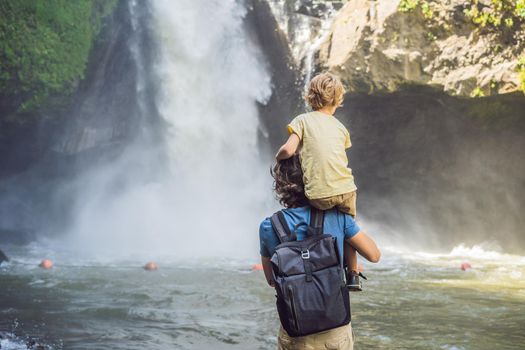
309;191;357;218
277;323;354;350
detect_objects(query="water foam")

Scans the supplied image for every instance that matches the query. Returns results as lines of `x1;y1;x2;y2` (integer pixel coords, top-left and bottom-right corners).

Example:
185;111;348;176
0;332;47;350
402;243;525;266
383;244;525;298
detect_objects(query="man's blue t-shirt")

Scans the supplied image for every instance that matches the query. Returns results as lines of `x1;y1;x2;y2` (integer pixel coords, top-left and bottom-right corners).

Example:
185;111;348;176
259;206;361;258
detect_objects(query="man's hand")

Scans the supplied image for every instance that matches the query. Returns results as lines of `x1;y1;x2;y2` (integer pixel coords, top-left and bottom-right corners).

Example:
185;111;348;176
275;133;300;160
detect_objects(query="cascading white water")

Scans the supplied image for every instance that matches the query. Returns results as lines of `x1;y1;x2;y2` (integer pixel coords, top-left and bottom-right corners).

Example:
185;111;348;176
150;0;274;257
266;0;339;85
63;0;274;260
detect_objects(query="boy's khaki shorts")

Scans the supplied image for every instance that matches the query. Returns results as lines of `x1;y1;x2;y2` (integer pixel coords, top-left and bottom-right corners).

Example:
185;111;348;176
309;191;357;218
277;323;354;350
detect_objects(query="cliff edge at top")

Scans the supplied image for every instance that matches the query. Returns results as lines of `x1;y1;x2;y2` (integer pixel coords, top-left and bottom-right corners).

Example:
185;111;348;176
317;0;525;97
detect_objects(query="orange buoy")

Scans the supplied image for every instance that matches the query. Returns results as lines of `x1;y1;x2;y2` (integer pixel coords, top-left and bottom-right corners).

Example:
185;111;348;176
39;259;53;269
251;263;263;271
460;262;472;271
144;262;158;271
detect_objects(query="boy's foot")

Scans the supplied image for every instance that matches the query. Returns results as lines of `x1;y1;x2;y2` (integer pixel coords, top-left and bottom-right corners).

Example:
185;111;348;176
346;270;367;292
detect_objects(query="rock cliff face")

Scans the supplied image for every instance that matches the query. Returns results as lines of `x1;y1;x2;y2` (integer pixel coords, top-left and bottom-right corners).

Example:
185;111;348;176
318;0;525;96
268;0;525;96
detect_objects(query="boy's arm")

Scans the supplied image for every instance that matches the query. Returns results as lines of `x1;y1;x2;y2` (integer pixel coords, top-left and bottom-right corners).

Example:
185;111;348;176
275;133;300;160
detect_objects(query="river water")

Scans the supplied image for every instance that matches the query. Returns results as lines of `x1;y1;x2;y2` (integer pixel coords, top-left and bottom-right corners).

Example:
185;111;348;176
1;243;524;349
1;0;524;348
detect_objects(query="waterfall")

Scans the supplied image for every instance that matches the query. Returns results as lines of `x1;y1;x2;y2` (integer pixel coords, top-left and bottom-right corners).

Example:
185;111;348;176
62;0;273;259
266;0;339;87
302;15;336;85
152;0;271;183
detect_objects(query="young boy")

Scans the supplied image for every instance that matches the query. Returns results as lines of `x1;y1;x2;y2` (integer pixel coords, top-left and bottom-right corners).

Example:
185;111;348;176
275;72;366;291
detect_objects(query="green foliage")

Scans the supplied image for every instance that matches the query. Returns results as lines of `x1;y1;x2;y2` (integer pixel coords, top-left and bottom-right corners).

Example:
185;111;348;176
516;0;525;16
470;86;485;97
398;0;434;18
399;0;524;43
399;0;420;13
420;1;434;20
0;0;117;114
463;0;525;32
426;31;437;41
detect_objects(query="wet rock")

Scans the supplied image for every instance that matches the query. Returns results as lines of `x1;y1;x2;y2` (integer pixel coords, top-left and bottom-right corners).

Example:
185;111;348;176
26;339;46;350
296;1;331;19
0;249;8;264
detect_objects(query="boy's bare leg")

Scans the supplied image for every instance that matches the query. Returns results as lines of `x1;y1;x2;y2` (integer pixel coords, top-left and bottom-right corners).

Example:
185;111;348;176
345;240;365;291
337;191;359;271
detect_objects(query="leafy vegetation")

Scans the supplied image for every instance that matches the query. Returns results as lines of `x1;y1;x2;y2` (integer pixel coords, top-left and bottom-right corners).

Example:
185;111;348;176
399;0;525;42
470;86;485;98
463;0;525;28
0;0;117;115
420;1;434;20
398;0;525;96
463;1;525;94
398;0;420;13
399;0;525;29
398;0;434;18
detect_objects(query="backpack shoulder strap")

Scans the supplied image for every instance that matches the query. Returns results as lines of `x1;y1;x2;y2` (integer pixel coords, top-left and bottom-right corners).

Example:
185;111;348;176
309;207;325;235
270;211;295;243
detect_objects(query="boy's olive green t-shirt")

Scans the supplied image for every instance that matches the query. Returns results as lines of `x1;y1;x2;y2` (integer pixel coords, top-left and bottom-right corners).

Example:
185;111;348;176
288;111;357;200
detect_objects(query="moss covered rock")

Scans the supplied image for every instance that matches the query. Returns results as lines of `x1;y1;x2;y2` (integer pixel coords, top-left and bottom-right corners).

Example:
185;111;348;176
0;0;117;118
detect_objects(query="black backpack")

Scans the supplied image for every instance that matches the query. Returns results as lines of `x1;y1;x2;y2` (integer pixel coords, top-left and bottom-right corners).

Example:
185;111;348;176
270;208;350;337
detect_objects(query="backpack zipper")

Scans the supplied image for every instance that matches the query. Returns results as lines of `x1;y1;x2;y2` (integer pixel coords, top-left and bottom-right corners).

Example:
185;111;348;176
288;286;300;333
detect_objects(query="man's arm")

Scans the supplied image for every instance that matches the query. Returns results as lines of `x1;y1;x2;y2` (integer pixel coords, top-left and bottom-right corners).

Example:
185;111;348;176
346;231;381;263
275;133;300;160
261;256;275;287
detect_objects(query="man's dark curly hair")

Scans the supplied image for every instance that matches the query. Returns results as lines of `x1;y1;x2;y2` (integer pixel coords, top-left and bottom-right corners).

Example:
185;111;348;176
271;155;309;208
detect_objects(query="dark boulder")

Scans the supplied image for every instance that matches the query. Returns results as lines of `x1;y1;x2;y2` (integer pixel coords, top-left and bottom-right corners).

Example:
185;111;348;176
0;248;8;263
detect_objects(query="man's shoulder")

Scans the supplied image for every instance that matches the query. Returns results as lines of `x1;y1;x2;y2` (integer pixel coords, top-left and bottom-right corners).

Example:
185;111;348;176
259;216;272;232
323;208;348;222
261;207;347;225
282;206;310;221
259;208;309;242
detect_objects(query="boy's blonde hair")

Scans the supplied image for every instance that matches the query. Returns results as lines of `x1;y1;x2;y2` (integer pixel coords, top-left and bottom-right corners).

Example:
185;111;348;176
304;73;345;110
